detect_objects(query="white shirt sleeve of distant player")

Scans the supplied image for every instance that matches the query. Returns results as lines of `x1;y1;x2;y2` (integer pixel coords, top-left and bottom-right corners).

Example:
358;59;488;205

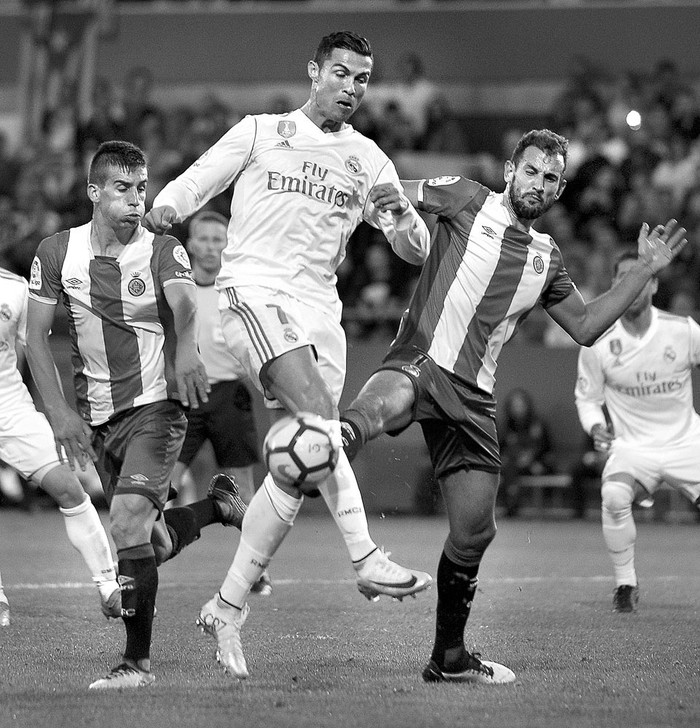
687;316;700;366
575;345;608;435
153;115;257;220
16;279;28;348
363;161;430;266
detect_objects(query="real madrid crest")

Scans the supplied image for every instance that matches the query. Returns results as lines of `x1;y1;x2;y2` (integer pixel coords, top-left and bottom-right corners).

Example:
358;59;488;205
344;156;362;174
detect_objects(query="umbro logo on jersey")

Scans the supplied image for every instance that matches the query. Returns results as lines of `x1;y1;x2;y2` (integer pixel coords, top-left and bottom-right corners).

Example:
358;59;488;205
65;277;82;289
275;140;293;149
481;226;497;239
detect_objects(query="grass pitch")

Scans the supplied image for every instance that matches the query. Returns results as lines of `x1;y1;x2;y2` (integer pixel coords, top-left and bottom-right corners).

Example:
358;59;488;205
0;508;698;728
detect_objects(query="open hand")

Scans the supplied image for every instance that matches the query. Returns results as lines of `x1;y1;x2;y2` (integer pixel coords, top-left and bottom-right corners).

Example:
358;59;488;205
637;219;687;274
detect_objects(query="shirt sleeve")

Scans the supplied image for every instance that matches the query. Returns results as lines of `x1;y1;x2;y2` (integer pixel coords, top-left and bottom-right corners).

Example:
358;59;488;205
155;235;196;288
27;235;63;304
152;115;257;220
575;345;608;435
16;278;29;347
415;176;484;218
363;160;430;266
687;316;700;367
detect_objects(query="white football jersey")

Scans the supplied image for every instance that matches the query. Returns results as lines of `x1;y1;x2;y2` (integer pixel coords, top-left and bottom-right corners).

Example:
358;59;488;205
575;307;700;447
153;108;429;310
0;267;36;411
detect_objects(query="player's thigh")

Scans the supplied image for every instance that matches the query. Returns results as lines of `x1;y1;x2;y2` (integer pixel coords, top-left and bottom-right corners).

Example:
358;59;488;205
219;287;311;396
0;405;61;482
100;402;187;511
604;445;660;492
220;287;345;409
658;438;700;501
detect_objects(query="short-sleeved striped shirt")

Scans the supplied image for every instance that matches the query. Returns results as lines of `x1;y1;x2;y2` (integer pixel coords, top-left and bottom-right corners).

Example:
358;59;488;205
28;222;194;425
389;176;575;394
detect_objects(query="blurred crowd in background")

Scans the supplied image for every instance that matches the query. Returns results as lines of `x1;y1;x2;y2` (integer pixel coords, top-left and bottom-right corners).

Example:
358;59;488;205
2;49;700;345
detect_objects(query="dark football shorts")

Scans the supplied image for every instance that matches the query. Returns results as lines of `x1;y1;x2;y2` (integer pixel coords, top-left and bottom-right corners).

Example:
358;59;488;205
91;400;188;511
378;348;500;479
177;380;260;469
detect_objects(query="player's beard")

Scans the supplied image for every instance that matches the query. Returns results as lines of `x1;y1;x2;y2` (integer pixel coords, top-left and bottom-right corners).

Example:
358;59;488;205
509;184;553;220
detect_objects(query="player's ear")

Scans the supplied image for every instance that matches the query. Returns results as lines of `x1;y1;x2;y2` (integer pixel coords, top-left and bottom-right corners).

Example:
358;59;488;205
307;60;319;84
554;178;567;200
503;159;514;184
87;182;100;203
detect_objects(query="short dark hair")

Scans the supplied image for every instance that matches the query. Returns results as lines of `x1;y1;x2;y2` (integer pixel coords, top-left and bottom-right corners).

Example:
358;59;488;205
511;129;569;170
88;140;147;186
189;210;229;234
314;31;372;67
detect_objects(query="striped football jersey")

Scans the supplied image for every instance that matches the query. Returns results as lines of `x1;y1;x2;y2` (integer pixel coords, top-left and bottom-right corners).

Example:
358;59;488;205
28;223;194;425
389;176;575;394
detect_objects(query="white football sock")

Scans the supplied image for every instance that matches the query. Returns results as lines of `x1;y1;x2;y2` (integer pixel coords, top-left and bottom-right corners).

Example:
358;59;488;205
59;494;117;594
218;474;303;610
317;448;376;563
601;480;637;587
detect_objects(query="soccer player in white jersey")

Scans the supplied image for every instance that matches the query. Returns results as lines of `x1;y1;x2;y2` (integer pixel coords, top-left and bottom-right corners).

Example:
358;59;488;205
576;251;700;613
0;265;120;626
145;31;432;679
339;129;688;685
26;141;248;690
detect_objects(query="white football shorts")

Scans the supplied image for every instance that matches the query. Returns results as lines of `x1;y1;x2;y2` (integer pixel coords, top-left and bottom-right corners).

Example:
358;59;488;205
0;400;61;482
603;428;700;503
219;285;346;409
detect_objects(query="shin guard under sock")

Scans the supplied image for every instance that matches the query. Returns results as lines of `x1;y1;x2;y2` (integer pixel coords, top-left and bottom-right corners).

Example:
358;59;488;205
118;544;158;666
431;551;479;665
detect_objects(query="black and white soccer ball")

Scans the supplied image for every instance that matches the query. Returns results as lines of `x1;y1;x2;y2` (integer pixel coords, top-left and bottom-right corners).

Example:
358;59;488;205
263;412;338;489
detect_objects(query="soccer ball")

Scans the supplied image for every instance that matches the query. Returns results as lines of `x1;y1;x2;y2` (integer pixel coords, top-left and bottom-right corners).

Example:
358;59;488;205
263;412;338;489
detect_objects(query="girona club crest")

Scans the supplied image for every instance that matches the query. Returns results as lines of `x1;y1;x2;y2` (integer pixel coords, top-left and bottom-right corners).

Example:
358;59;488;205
277;120;296;138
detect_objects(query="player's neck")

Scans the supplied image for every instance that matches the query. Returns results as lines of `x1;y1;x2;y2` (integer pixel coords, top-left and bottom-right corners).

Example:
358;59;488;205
502;192;533;234
192;266;217;286
90;219;137;256
300;101;345;133
621;307;652;337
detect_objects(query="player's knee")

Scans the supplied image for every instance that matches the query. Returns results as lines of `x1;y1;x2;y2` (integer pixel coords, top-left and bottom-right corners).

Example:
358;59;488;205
601;480;634;516
446;522;496;565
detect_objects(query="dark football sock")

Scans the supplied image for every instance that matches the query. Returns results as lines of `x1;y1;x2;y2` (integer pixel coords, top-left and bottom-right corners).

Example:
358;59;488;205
339;413;367;463
162;506;202;560
118;544;158;668
430;551;479;667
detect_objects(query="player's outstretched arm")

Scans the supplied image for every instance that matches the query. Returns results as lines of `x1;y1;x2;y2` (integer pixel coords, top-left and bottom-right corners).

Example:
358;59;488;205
547;219;687;347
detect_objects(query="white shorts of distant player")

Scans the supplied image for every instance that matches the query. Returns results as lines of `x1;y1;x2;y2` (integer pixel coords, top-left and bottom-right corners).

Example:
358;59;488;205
0;398;64;484
219;285;346;410
603;426;700;505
